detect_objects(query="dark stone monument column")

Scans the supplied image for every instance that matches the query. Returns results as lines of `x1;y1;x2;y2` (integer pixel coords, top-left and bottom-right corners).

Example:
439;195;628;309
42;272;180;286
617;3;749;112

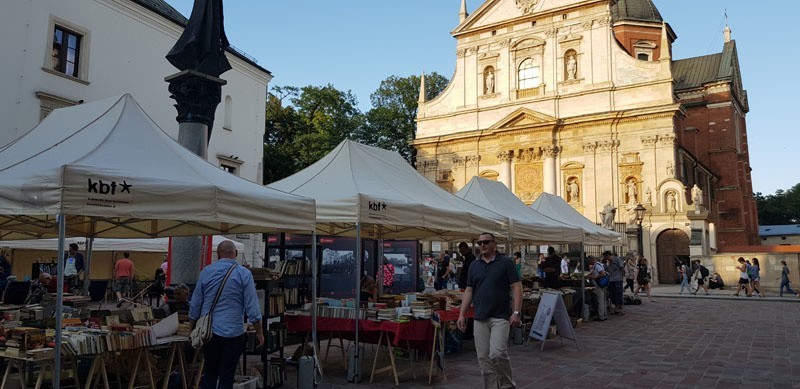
164;0;231;285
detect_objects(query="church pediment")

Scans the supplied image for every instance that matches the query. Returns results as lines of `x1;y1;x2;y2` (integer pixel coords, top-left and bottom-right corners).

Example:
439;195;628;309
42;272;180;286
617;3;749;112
454;0;588;36
489;108;557;130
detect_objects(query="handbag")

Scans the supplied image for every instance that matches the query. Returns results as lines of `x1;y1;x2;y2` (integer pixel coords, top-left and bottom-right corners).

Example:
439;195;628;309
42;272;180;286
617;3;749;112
597;275;609;287
191;263;238;349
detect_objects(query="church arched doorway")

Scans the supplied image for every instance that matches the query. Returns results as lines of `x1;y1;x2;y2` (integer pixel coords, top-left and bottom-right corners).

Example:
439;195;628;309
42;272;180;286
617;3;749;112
656;229;689;284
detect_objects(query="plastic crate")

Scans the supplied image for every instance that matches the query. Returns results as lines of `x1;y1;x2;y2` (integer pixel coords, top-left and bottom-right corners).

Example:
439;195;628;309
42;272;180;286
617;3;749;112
233;375;259;389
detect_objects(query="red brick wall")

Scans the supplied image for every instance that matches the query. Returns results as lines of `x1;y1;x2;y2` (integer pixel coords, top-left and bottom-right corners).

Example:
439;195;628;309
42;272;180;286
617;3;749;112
612;25;663;59
678;89;759;248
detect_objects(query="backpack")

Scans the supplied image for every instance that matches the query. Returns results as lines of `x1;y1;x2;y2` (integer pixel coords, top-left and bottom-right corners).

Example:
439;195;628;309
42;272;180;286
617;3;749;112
699;265;709;278
746;264;755;278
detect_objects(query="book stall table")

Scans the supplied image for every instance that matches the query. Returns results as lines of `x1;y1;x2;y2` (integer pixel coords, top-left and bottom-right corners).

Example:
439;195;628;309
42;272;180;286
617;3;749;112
427;307;475;384
284;314;434;384
0;350;81;389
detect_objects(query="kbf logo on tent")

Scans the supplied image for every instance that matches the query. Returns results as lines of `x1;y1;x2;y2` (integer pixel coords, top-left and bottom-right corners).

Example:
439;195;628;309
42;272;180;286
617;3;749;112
87;178;132;195
366;200;388;221
85;177;133;208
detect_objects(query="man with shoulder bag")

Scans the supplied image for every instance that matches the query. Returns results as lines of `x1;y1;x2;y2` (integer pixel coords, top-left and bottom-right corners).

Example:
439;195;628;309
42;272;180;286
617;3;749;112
190;241;264;389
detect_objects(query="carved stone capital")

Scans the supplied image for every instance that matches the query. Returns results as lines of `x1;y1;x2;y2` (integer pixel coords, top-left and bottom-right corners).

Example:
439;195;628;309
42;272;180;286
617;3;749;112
466;155;481;167
542;145;560;158
452;156;466;167
582;20;594;30
456;49;467;58
544;28;558;38
166;70;227;130
597;16;612;26
582;142;598;153
597;140;620;152
497;150;514;162
640;135;659;147
422;160;439;172
658;134;676;146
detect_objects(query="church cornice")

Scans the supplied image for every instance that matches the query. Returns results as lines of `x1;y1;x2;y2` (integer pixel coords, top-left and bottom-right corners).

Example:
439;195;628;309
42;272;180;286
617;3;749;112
451;0;606;39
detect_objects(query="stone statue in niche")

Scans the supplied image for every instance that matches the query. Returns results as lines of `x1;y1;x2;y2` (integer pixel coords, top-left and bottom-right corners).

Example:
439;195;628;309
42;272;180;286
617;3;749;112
566;178;580;203
600;202;617;230
626;178;638;205
666;161;675;177
566;53;577;80
691;184;704;205
484;69;495;94
644;187;652;204
666;191;677;212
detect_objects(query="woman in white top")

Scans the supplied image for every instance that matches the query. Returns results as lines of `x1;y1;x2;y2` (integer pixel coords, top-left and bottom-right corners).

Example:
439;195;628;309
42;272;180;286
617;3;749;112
734;257;752;297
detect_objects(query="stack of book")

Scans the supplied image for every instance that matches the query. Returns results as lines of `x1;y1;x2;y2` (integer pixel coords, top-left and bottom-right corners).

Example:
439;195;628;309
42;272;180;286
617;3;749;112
377;308;396;321
5;327;47;357
410;301;432;319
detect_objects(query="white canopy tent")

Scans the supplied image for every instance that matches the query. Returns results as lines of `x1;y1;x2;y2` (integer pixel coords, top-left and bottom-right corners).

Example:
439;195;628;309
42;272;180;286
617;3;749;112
269;139;509;240
0;235;245;252
269;139;511;382
455;177;585;243
0;94;316;239
530;193;621;245
0;94;317;379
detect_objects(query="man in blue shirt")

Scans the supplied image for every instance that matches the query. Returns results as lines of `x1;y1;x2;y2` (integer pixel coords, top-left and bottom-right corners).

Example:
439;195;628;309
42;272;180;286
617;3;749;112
190;240;264;389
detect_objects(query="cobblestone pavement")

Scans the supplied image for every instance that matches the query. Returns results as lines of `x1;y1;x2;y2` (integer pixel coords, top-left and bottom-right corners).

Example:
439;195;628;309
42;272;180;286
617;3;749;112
280;290;800;388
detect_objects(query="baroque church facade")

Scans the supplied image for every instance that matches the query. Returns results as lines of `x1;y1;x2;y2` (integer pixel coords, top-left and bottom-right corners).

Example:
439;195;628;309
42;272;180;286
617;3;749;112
412;0;758;283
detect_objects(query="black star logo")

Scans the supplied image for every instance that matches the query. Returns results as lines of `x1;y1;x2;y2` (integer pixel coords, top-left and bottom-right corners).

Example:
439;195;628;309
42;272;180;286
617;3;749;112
381;202;386;210
120;180;132;193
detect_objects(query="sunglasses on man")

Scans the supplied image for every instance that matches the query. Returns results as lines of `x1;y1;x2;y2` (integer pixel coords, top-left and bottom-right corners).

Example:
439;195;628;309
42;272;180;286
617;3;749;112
476;240;495;246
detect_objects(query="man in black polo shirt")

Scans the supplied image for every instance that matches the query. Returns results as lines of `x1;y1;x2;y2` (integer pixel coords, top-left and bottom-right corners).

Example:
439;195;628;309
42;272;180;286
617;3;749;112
458;233;522;389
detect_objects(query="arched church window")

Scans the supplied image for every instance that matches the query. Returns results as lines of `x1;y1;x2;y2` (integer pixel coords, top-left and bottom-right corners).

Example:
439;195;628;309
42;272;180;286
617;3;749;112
518;58;540;90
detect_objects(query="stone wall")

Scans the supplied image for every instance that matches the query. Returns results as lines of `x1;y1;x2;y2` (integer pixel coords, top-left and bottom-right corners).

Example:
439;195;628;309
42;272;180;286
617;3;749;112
695;252;800;292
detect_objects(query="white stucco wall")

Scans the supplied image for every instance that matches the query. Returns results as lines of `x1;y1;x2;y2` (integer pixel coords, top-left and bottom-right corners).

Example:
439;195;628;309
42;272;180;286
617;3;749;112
0;0;270;259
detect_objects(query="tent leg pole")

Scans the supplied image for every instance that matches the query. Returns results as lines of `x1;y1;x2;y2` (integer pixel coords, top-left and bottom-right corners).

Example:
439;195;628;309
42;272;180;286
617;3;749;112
311;231;320;385
55;214;66;386
581;243;589;322
354;223;361;383
83;231;95;296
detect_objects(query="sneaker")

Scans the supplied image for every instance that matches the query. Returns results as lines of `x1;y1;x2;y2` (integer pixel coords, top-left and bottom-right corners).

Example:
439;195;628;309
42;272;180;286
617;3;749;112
116;299;124;308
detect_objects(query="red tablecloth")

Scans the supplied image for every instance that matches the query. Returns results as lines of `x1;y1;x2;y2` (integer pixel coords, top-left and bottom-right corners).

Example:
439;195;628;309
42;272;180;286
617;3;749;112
284;315;434;350
434;307;474;322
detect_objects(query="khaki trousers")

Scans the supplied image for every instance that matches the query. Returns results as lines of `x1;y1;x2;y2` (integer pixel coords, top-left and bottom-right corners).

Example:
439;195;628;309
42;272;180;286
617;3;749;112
473;317;516;389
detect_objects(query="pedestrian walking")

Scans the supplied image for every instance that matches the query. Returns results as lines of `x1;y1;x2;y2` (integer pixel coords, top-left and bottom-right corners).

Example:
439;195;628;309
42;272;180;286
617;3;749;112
435;251;451;291
63;243;85;294
114;252;134;307
691;260;709;295
457;232;522;389
458;242;476;292
604;251;625;315
624;256;636;294
777;260;799;298
190;240;264;389
589;256;608;320
734;257;752;297
635;257;655;301
678;261;690;294
749;258;765;297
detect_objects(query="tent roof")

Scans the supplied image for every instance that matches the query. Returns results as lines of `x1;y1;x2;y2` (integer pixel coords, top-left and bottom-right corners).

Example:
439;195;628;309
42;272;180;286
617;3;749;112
455;177;584;243
269;140;508;240
530;193;621;245
0;94;316;239
0;235;244;252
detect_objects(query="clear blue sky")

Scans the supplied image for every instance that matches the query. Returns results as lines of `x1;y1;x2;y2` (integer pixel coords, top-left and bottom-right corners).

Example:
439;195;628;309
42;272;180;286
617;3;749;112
166;0;799;195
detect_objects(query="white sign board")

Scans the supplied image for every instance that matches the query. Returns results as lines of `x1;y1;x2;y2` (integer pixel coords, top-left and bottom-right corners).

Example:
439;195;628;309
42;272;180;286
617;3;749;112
528;292;579;350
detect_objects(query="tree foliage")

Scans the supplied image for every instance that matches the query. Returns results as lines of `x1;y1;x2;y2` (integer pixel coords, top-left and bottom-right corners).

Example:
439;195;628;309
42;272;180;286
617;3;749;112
353;73;449;165
264;73;450;182
263;85;363;183
755;183;800;225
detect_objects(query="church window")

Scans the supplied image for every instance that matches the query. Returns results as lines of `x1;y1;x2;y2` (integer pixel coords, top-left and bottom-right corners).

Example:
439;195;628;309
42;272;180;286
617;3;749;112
518;59;540;90
223;95;233;130
637;53;650;61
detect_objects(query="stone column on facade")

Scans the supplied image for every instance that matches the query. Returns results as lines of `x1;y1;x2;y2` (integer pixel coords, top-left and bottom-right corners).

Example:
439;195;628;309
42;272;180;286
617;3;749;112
497;150;513;189
165;70;227;285
542;146;559;194
466;155;481;183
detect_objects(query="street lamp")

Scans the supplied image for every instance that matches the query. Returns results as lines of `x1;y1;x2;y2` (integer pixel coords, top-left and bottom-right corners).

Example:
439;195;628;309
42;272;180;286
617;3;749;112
634;203;647;256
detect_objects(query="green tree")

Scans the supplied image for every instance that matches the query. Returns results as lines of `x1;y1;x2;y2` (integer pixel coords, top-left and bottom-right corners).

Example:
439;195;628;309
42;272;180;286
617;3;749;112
263;84;364;183
755;183;800;225
354;73;449;165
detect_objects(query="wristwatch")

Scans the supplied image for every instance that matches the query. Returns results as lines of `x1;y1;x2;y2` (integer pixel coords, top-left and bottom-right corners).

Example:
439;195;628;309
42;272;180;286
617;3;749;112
512;311;520;316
